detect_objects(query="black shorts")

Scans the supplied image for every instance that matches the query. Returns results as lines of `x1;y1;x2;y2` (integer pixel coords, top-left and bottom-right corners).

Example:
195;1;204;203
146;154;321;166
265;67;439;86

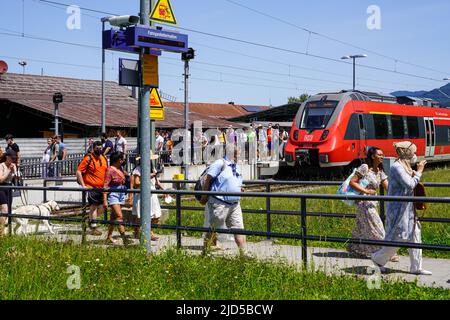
87;190;103;206
0;189;11;205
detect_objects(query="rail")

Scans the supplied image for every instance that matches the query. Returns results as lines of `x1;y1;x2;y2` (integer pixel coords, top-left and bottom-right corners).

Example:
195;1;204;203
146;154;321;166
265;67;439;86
1;181;450;268
19;151;168;179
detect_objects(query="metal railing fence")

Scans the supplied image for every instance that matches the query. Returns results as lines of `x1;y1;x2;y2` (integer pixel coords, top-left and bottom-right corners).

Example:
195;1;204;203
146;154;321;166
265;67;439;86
1;180;450;267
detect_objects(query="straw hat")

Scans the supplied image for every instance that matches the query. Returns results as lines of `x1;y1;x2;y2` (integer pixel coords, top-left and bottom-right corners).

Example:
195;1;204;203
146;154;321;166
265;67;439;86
135;151;159;161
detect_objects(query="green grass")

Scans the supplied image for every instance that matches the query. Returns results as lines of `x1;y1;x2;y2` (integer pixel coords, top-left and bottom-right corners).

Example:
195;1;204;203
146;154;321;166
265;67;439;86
0;237;448;300
161;166;450;259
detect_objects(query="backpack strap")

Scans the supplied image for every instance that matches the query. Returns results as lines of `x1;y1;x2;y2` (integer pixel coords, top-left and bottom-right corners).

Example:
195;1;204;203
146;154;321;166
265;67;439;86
81;154;93;176
220;158;228;173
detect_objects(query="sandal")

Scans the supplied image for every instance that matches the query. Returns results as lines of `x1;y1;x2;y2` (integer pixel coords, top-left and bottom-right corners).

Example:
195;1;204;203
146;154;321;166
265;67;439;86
390;255;400;262
105;238;116;245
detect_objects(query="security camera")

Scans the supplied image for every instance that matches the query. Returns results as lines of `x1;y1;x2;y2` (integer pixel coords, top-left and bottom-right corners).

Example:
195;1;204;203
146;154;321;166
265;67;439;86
108;15;140;28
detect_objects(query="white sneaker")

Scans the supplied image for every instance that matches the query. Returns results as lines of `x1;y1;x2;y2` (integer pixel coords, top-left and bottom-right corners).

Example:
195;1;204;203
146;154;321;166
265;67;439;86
411;269;433;275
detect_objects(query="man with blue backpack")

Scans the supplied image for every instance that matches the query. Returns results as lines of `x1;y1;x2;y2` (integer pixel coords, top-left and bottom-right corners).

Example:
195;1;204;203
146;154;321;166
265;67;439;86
199;144;247;254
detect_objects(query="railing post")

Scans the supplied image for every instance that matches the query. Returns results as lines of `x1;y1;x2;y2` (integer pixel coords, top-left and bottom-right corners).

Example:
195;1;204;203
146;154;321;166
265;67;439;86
7;186;13;236
379;185;385;224
300;197;307;268
176;192;182;249
81;190;87;245
43;179;47;203
266;183;271;240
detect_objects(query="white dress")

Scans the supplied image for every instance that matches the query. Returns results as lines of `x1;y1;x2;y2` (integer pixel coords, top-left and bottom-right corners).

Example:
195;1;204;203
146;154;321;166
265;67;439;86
42;147;51;163
131;166;161;219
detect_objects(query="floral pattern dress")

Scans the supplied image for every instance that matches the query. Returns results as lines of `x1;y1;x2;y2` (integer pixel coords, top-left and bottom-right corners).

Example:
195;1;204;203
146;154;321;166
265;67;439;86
347;164;388;257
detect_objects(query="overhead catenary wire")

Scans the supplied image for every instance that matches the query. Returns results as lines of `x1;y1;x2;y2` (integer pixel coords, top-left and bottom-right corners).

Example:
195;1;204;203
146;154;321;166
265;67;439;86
190;41;423;89
2;0;446;98
33;0;425;90
0;30;99;50
223;0;448;76
0;54;104;70
171;25;445;83
28;0;449;83
162;56;397;92
0;28;395;92
32;0;102;20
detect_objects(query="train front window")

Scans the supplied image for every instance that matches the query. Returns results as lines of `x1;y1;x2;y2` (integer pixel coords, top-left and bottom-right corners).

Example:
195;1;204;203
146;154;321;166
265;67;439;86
298;100;338;129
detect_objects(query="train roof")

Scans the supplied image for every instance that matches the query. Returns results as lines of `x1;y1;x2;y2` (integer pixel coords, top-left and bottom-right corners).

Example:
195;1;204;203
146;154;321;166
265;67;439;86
314;90;442;108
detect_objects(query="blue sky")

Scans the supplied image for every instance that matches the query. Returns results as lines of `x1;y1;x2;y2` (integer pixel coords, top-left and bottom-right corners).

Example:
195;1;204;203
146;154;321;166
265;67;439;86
1;0;450;106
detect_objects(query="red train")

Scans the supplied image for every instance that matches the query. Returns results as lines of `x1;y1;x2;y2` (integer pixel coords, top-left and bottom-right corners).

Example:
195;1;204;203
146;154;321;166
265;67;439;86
284;90;450;170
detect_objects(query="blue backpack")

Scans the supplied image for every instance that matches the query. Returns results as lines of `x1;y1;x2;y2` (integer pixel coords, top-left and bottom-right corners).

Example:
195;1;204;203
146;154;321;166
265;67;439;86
337;169;369;206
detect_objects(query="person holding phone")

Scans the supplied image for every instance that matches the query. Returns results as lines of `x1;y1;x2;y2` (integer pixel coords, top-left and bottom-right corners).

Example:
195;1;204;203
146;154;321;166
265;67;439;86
372;141;432;275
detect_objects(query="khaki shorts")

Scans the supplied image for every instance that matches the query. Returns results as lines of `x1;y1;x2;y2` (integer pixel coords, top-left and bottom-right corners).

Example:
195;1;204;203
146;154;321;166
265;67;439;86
204;198;244;230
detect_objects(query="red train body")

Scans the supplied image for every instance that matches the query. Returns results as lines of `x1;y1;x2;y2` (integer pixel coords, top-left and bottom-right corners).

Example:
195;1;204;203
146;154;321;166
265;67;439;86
284;91;450;169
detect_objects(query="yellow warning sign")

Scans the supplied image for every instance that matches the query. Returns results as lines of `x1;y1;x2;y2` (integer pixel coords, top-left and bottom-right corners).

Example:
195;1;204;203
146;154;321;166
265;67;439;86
150;88;163;108
150;108;164;121
149;0;177;25
150;88;164;120
143;54;159;87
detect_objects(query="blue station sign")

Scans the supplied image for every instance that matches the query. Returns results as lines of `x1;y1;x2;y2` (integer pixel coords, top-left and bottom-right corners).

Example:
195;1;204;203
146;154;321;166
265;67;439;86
125;25;188;53
103;29;162;55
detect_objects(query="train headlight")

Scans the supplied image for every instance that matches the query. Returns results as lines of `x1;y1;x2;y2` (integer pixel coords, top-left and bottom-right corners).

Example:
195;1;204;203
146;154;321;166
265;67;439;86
320;130;329;141
293;130;299;140
319;154;329;163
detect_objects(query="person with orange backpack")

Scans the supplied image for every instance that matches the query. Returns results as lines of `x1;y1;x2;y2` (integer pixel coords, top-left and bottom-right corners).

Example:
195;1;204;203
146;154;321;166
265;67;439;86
76;141;108;236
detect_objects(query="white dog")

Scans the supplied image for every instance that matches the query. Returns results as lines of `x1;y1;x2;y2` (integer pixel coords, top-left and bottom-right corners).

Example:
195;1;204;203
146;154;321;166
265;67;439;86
12;200;60;235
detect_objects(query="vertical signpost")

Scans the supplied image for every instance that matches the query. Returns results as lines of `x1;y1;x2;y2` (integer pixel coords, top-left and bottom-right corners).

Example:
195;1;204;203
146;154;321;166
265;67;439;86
143;53;159;154
53;92;63;136
181;48;195;181
139;0;152;253
102;0;188;254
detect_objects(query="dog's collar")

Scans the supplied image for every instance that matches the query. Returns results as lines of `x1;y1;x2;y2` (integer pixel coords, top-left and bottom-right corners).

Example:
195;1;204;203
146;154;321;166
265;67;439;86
33;205;42;216
34;204;51;216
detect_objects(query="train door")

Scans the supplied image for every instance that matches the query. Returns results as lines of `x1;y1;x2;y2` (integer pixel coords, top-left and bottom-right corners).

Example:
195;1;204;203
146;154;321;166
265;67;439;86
424;117;436;157
357;114;367;159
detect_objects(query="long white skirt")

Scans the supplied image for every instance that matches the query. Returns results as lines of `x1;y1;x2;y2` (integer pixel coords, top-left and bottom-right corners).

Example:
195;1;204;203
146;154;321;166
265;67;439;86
132;194;161;219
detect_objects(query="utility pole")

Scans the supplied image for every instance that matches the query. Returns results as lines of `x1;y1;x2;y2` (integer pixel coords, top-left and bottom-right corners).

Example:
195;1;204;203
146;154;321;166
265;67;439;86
149;3;156;168
101;18;107;134
139;0;152;253
53;92;63;136
183;57;190;180
18;61;27;74
341;54;367;91
352;57;356;91
182;48;195;181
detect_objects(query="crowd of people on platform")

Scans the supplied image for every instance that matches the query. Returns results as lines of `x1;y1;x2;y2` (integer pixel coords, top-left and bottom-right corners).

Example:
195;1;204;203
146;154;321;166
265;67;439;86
0;130;436;275
23;123;291;180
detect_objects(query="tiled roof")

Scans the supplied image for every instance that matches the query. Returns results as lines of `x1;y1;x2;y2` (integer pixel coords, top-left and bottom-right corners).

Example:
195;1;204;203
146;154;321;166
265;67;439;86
0;73;266;128
165;102;250;118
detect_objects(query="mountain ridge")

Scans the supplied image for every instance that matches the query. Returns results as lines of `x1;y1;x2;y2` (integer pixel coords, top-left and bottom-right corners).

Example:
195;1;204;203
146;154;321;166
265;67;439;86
391;83;450;107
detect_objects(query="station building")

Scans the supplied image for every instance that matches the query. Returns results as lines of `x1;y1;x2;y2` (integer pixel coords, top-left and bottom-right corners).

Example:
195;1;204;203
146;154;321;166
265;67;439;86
0;72;270;138
229;102;301;130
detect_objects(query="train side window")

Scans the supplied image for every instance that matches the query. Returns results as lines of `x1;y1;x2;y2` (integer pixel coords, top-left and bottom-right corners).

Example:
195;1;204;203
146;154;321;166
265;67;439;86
406;116;420;139
391;115;405;139
373;114;389;139
358;114;364;129
448;128;450;142
344;114;360;140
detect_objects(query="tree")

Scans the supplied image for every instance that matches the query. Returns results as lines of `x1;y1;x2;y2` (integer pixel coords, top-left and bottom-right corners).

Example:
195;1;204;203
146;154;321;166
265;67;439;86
288;93;310;104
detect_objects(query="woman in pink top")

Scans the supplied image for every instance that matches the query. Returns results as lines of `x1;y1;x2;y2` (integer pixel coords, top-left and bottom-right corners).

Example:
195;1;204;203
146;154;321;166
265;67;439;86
103;152;131;245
